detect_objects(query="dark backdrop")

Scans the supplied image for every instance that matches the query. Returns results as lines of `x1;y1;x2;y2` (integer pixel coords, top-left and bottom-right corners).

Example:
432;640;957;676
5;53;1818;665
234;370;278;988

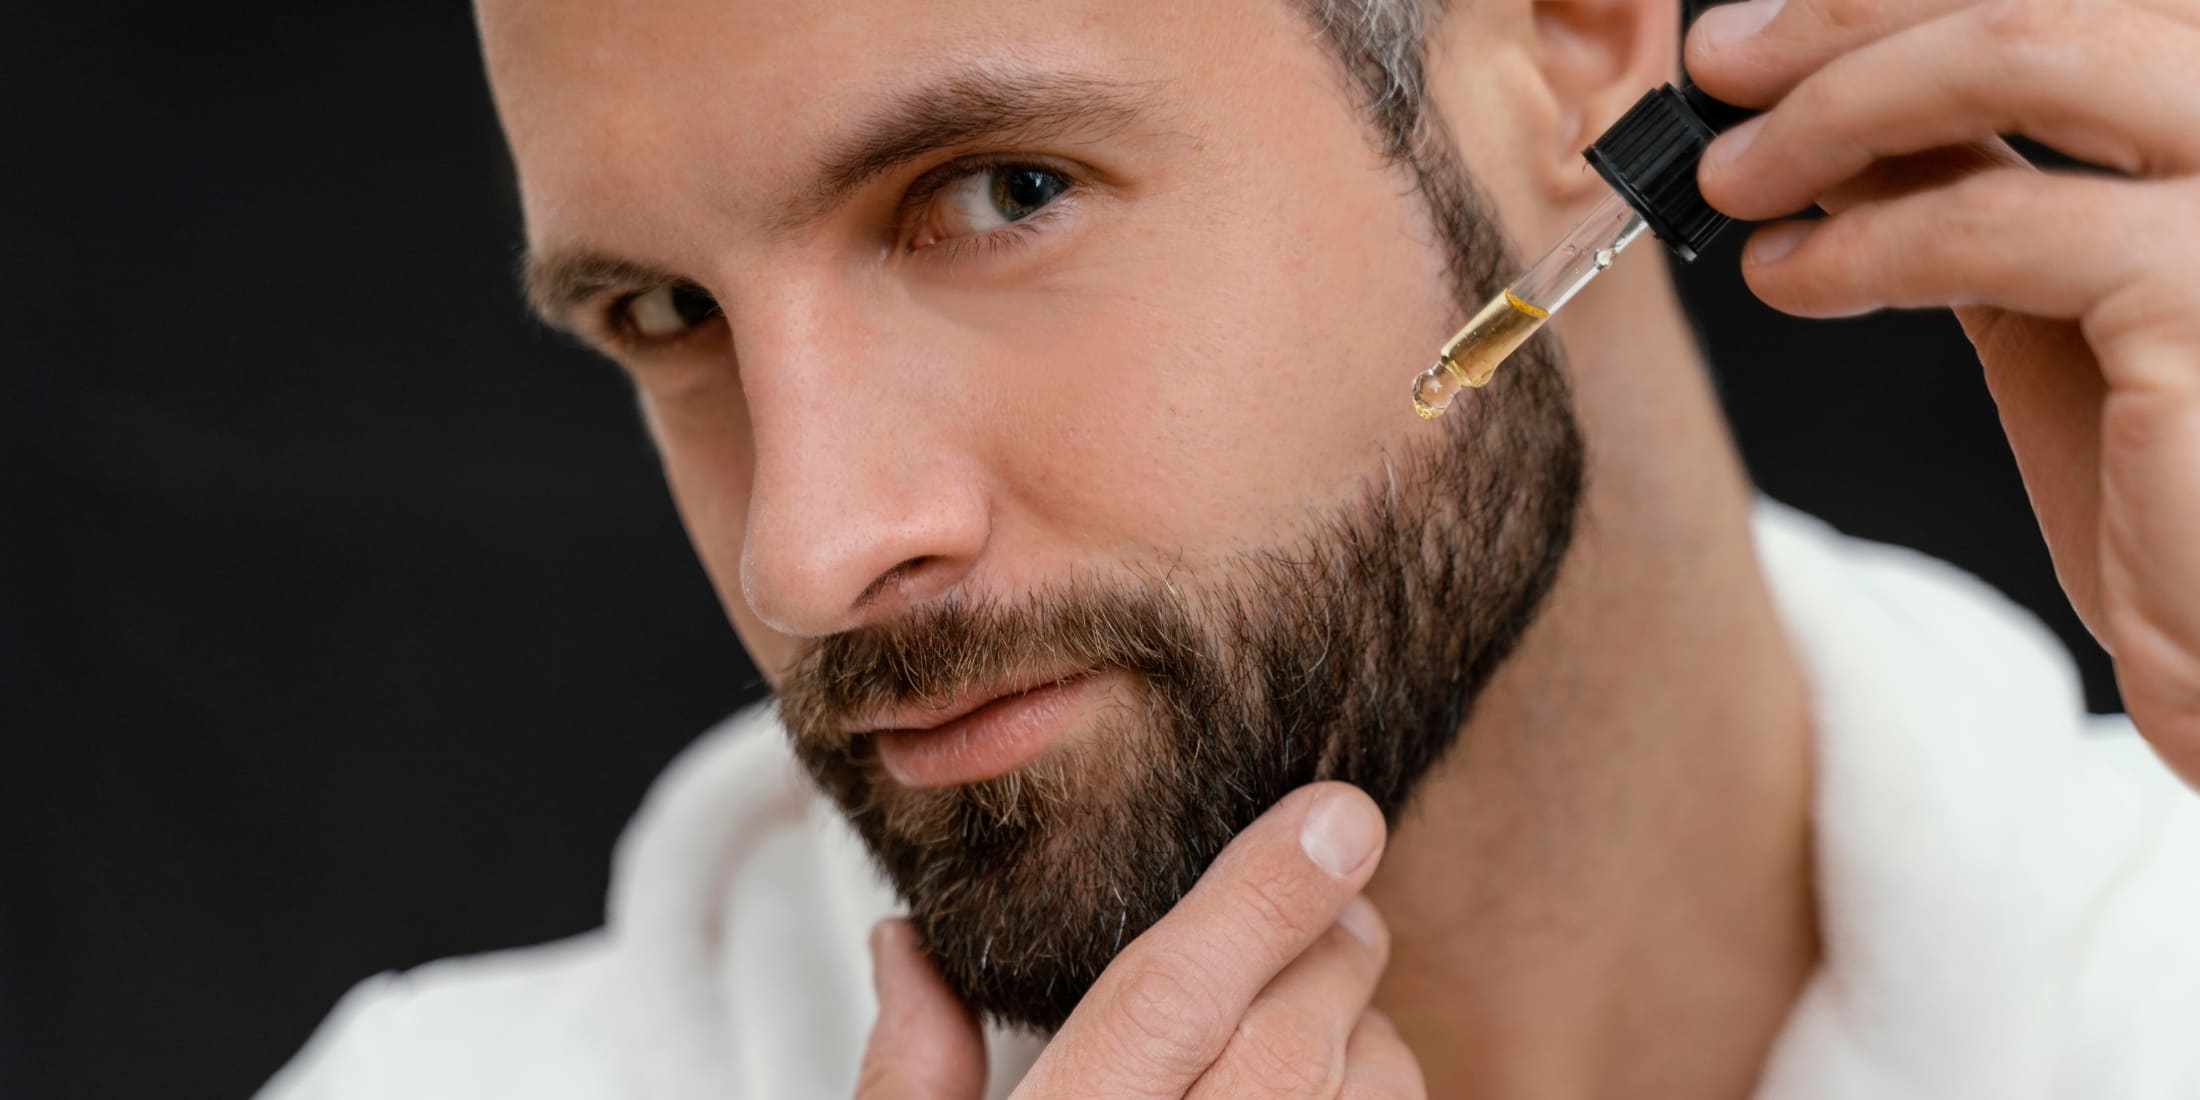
3;6;2113;1099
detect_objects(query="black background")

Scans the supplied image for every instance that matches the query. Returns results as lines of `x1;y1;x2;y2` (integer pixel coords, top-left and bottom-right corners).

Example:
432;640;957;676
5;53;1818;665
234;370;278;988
3;6;2114;1099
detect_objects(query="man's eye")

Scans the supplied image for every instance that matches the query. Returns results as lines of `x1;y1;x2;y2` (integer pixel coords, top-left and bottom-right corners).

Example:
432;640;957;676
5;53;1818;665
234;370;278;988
918;165;1073;247
615;283;720;342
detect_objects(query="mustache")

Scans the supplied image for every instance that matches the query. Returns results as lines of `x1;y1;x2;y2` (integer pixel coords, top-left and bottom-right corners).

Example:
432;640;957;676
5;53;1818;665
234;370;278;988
774;578;1212;752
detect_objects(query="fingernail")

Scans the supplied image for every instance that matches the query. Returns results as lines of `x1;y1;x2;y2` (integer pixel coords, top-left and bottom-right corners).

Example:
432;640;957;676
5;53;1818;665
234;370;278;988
1695;0;1785;51
1301;788;1381;877
1749;221;1811;265
1337;895;1385;948
1704;113;1765;177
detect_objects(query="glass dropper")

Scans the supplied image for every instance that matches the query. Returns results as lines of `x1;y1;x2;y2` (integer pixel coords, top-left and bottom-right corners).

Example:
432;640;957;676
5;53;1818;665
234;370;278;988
1410;190;1648;420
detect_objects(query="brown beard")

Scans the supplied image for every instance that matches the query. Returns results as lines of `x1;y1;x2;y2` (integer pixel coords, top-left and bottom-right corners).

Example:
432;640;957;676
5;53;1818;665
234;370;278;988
775;119;1583;1031
776;336;1582;1033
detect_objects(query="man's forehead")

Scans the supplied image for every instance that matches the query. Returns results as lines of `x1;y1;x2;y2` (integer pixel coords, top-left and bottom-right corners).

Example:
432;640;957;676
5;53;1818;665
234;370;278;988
482;1;1267;158
479;0;1302;240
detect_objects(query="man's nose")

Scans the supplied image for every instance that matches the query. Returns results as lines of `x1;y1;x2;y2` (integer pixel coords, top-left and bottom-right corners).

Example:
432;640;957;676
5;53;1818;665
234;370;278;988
732;293;990;639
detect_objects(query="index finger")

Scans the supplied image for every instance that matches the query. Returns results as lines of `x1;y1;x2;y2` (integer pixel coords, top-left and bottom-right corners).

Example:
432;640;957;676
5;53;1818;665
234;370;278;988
1016;782;1387;1098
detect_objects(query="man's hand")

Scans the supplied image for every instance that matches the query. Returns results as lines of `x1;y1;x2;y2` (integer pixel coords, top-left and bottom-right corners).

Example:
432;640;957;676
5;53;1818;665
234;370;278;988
854;782;1426;1099
1688;0;2200;787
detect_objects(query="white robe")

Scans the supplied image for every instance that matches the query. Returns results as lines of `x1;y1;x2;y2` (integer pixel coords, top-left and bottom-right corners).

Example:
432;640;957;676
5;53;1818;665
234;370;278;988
260;503;2200;1099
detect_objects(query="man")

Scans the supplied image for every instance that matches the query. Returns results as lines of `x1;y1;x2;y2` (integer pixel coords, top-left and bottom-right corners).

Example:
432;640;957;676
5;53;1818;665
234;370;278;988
264;0;2200;1096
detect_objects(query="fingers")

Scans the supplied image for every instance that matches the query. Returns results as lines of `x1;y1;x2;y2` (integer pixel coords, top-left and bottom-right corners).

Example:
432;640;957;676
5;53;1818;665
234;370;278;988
1016;782;1388;1098
1688;0;2200;111
1339;1010;1427;1100
1699;0;2200;220
855;918;988;1100
1183;897;1390;1098
1738;168;2166;322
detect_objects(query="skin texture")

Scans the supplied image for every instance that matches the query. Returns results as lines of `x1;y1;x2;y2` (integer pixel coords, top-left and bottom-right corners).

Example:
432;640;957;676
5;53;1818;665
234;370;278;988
474;0;2200;1093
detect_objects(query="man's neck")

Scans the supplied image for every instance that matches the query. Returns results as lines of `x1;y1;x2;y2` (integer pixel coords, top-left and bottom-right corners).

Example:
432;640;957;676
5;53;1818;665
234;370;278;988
1366;264;1819;1099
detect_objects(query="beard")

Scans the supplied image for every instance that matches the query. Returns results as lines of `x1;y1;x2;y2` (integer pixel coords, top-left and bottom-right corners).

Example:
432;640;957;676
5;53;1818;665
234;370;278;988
775;140;1585;1034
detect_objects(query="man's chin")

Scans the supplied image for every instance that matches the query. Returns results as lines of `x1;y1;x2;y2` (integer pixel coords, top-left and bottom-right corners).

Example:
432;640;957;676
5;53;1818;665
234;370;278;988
837;700;1207;1033
897;767;1205;1035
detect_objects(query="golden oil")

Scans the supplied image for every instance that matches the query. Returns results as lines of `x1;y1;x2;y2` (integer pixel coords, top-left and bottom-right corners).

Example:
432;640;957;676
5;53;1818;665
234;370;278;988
1409;289;1549;420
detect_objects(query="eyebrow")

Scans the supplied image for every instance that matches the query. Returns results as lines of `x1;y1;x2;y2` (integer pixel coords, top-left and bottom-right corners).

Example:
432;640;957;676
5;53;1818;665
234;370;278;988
520;66;1157;331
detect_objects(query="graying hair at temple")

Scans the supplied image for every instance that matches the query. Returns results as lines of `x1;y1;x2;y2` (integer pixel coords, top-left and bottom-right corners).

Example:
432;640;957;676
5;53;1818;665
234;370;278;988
1296;0;1447;160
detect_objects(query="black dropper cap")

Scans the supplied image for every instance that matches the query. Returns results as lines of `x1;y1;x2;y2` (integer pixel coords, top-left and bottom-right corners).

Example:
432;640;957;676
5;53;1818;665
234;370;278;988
1578;0;1753;263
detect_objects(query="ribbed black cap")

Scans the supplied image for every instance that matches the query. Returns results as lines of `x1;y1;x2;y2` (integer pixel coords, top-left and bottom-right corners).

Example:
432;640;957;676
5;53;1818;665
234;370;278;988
1582;84;1729;263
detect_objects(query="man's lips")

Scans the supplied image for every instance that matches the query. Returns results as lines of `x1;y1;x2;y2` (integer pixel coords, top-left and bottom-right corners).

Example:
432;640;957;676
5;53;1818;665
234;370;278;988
857;669;1106;789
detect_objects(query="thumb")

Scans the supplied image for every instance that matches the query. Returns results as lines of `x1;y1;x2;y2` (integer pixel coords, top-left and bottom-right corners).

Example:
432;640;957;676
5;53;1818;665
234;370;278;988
853;918;988;1100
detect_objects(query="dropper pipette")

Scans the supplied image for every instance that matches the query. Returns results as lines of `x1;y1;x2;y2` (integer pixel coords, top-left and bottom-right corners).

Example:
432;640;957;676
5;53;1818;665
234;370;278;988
1410;190;1647;418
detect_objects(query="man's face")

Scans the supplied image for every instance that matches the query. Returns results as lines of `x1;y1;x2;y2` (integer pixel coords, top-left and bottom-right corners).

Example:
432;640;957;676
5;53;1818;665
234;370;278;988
483;0;1581;1030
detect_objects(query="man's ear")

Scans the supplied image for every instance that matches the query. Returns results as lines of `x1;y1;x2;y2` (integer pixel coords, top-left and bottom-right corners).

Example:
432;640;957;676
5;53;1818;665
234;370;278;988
1528;0;1679;202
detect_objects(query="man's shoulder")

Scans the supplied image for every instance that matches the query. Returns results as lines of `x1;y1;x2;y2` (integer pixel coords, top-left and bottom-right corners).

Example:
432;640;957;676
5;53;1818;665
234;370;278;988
260;706;900;1099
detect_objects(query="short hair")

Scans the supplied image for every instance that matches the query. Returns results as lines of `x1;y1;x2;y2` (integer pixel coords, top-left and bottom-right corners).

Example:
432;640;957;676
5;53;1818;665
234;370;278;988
1292;0;1446;162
